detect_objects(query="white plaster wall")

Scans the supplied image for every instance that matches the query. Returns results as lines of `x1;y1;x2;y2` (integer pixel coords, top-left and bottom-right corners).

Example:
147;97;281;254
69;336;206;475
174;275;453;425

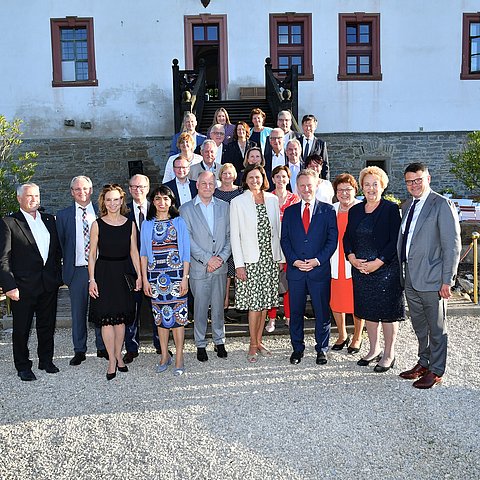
1;0;479;137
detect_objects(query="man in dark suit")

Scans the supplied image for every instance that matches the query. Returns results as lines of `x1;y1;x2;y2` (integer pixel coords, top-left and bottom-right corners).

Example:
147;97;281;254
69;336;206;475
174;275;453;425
163;157;198;208
263;128;287;190
0;183;63;381
300;114;329;180
397;162;461;389
125;174;161;362
264;110;302;160
281;170;338;366
193;124;227;165
56;176;106;365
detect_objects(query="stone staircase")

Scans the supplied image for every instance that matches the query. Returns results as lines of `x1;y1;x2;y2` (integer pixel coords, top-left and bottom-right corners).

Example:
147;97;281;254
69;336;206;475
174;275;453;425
198;99;275;134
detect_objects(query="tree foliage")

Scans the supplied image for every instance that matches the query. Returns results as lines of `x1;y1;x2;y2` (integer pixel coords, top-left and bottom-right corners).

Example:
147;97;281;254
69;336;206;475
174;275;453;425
449;131;480;196
0;115;38;217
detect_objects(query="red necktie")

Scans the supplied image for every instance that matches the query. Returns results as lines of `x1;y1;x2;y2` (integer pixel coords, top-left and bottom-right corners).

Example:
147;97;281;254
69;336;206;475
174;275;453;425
302;202;310;233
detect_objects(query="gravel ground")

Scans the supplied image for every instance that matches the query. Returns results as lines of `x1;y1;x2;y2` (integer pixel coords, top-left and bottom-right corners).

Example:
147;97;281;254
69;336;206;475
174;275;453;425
0;312;479;480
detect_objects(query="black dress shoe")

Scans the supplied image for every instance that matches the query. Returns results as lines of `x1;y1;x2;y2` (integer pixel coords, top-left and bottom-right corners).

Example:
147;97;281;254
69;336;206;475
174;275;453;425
316;351;328;365
106;371;116;381
97;349;109;360
214;344;228;358
18;369;37;381
357;354;382;366
38;362;60;373
290;351;303;365
373;358;396;373
347;340;363;354
197;347;208;362
331;337;350;351
69;352;86;366
117;364;129;373
123;351;139;364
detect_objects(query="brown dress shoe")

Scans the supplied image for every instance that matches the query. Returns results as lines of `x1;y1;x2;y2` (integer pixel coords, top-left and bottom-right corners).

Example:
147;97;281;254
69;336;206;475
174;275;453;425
399;363;428;380
412;371;442;389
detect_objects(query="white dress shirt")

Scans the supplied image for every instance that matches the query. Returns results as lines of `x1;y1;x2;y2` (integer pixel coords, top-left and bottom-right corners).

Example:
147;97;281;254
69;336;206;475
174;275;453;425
75;202;96;266
21;209;50;265
271;151;286;171
132;200;148;228
176;178;193;205
403;187;431;260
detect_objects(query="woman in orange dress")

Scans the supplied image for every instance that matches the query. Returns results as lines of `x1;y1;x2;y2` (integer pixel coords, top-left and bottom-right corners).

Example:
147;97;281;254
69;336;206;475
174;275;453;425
330;174;364;353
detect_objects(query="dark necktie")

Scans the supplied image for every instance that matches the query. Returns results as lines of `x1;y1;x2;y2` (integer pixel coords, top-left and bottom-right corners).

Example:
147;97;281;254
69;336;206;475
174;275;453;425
302;203;310;234
138;205;144;228
401;199;419;262
303;140;310;160
80;207;90;262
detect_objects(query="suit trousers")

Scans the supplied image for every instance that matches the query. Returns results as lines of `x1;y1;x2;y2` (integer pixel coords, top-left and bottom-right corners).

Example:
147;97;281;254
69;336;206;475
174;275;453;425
289;276;331;354
69;266;104;352
125;291;161;352
189;273;227;348
405;265;448;376
11;286;58;372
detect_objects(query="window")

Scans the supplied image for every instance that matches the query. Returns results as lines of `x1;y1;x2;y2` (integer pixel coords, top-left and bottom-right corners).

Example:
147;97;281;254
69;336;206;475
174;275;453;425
50;17;98;87
270;14;313;80
461;13;480;80
338;13;381;81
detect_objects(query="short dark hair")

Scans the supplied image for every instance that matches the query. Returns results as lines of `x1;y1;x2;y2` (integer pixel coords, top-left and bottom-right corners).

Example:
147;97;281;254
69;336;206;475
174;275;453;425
404;162;428;175
302;114;317;124
241;164;270;191
306;154;323;167
147;186;179;220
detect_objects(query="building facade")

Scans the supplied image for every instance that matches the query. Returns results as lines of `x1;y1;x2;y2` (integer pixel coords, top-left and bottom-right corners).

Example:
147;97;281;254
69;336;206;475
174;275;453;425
1;1;479;210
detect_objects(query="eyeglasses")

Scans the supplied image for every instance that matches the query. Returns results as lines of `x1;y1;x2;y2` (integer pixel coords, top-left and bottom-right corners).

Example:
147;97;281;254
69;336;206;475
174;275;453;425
337;188;354;194
405;177;424;186
173;166;189;170
129;185;147;190
270;137;283;141
212;131;225;136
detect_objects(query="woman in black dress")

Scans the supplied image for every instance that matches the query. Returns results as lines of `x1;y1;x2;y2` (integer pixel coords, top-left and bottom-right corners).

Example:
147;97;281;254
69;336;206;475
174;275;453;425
224;121;256;176
343;167;404;373
88;184;142;380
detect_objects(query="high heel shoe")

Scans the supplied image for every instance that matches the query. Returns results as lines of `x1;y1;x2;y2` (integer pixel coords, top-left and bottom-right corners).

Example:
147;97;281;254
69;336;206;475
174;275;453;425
117;364;129;373
265;319;275;333
347;339;363;354
331;337;350;351
373;358;396;373
357;353;382;366
106;370;116;380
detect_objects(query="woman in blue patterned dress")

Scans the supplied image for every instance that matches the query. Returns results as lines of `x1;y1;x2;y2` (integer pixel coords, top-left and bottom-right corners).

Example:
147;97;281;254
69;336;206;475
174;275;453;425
140;186;190;376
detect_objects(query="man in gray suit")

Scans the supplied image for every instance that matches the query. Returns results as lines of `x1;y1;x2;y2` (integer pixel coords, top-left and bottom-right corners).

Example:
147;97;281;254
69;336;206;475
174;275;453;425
180;171;231;362
397;162;461;389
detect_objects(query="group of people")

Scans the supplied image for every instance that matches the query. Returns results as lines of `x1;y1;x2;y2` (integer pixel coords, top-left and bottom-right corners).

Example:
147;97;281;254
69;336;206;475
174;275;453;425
0;106;462;390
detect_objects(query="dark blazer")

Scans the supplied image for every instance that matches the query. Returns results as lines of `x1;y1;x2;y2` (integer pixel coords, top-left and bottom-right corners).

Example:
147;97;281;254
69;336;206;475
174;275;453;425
281;200;338;282
0;211;62;294
300;135;329;180
223;140;256;174
163;179;198;208
56;203;98;286
127;201;149;251
264;131;302;161
343;199;401;265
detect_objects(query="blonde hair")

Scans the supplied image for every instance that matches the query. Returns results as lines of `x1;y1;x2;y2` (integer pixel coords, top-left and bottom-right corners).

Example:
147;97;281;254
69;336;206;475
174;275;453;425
359;166;389;190
219;162;237;181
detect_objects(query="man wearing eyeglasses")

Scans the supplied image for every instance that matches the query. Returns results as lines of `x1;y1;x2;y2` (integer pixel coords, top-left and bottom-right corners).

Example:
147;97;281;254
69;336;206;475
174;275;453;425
56;176;107;365
163;157;198;208
263;128;286;190
125;174;162;363
397;162;461;389
194;124;226;165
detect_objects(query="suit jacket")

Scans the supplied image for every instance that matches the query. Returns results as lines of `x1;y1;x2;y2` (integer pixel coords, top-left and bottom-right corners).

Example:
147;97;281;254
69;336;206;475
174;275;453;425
223;140;256;174
396;190;461;291
169;131;207;157
188;161;221;182
281;200;338;282
0;211;62;294
127;200;150;252
56;203;98;286
300;135;329;180
179;196;231;279
163;179;198;208
230;190;284;267
344;199;401;265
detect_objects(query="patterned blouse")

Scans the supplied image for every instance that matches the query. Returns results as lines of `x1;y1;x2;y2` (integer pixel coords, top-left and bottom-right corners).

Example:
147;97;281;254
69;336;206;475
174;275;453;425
272;190;300;221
